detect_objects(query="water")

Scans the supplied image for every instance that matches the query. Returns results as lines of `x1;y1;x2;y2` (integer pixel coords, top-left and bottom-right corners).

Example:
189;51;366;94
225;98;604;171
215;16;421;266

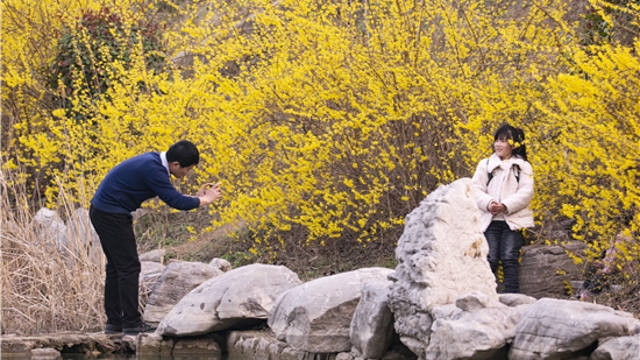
6;354;229;360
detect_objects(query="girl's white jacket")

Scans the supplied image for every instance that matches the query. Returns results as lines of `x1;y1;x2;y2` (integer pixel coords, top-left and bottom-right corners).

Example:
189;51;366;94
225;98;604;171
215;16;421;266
472;153;534;232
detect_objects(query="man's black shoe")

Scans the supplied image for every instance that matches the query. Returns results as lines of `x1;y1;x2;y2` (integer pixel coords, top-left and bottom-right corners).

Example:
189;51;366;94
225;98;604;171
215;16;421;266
122;323;157;336
104;323;122;334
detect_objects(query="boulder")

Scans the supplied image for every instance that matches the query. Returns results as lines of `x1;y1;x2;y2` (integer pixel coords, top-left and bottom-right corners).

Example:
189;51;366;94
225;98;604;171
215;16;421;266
388;178;497;358
209;258;233;272
65;208;102;263
172;336;222;358
350;281;395;359
139;261;166;302
159;264;302;336
589;334;640;360
139;249;165;263
509;298;639;360
30;347;61;360
0;332;127;357
424;293;520;360
143;261;223;325
519;241;586;299
268;267;394;353
137;332;174;358
32;207;68;253
225;330;311;360
140;261;165;286
498;293;537;307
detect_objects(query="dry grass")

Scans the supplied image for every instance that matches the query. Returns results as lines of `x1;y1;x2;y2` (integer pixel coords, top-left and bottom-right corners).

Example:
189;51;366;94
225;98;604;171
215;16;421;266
1;170;106;335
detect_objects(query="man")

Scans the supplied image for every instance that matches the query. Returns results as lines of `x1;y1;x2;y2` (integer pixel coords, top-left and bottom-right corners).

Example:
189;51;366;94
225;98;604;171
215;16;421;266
90;140;221;337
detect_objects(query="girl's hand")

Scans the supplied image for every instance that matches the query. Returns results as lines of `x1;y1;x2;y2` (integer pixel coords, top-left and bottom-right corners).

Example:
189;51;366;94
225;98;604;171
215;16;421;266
489;202;506;215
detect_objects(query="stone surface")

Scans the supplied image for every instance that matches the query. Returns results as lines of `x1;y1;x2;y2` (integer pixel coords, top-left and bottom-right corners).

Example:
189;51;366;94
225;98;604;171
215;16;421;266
30;347;61;359
425;293;519;360
589;334;640;360
510;298;639;360
268;267;394;353
143;261;223;325
225;330;340;360
172;336;222;357
139;249;165;263
519;241;586;299
159;264;301;336
350;281;395;359
0;332;128;356
65;208;103;264
209;257;233;272
498;293;537;307
140;261;165;287
388;178;497;358
32;207;68;254
137;332;173;357
227;331;285;360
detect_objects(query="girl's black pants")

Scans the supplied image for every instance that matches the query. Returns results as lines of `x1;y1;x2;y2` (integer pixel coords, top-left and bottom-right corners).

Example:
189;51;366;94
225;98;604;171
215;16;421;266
89;205;142;330
484;220;524;293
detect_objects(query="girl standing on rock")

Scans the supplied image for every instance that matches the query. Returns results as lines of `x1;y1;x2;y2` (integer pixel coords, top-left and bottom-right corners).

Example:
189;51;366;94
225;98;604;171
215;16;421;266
472;124;534;293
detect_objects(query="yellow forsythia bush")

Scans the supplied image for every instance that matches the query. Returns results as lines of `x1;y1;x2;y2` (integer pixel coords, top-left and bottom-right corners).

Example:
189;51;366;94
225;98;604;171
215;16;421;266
2;0;639;264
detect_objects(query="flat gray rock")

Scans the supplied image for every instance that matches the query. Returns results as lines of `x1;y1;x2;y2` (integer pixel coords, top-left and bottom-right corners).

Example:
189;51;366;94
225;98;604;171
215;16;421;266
159;264;301;336
509;298;639;360
589;334;640;360
519;242;586;299
498;293;537;307
143;261;223;325
139;249;165;263
268;267;394;353
425;293;519;360
350;281;395;359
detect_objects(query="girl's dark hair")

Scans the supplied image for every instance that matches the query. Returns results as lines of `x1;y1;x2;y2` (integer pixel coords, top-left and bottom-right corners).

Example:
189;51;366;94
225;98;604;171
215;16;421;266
494;124;528;161
166;140;200;167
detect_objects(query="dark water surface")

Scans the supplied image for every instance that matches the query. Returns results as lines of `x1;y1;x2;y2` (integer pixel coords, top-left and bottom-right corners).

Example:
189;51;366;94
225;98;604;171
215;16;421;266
3;356;226;360
59;355;228;360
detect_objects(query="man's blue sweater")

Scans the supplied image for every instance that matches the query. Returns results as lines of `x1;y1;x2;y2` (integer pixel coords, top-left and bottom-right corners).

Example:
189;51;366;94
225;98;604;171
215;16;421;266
91;152;200;214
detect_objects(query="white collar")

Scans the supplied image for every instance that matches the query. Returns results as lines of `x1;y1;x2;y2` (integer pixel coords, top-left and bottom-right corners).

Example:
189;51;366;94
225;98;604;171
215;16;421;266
487;153;526;172
160;152;171;176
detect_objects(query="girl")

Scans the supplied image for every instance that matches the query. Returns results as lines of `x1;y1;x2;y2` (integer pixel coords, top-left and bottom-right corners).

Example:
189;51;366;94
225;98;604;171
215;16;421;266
472;124;534;293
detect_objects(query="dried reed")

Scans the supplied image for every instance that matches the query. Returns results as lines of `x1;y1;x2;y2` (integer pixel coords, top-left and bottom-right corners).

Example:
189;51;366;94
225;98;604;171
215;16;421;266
1;169;106;335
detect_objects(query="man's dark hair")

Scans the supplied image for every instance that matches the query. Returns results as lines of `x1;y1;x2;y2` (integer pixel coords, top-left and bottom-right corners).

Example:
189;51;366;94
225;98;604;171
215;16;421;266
166;140;199;167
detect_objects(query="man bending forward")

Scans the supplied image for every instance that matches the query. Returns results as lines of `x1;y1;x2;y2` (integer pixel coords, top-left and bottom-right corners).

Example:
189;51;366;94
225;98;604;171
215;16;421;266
90;140;221;337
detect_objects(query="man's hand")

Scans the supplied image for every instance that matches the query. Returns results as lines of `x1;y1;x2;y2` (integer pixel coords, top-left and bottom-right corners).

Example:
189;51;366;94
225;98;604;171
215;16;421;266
197;183;213;197
198;182;222;206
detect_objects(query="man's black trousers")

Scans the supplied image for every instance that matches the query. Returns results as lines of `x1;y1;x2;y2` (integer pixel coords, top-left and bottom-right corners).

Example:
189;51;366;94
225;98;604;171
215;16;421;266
89;206;142;329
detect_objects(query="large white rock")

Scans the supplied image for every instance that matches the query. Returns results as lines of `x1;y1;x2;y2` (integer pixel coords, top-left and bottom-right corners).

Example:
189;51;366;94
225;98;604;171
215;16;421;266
350;281;395;359
388;178;497;358
425;293;520;360
159;264;301;336
268;267;394;353
32;207;68;253
589;333;640;360
509;298;639;360
143;261;223;325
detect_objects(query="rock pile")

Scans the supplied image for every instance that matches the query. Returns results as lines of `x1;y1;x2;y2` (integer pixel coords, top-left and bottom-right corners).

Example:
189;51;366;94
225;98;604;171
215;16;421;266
5;178;638;360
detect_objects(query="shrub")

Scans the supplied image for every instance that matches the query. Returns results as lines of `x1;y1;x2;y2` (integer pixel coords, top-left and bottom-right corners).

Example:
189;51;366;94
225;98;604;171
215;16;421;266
46;6;169;121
